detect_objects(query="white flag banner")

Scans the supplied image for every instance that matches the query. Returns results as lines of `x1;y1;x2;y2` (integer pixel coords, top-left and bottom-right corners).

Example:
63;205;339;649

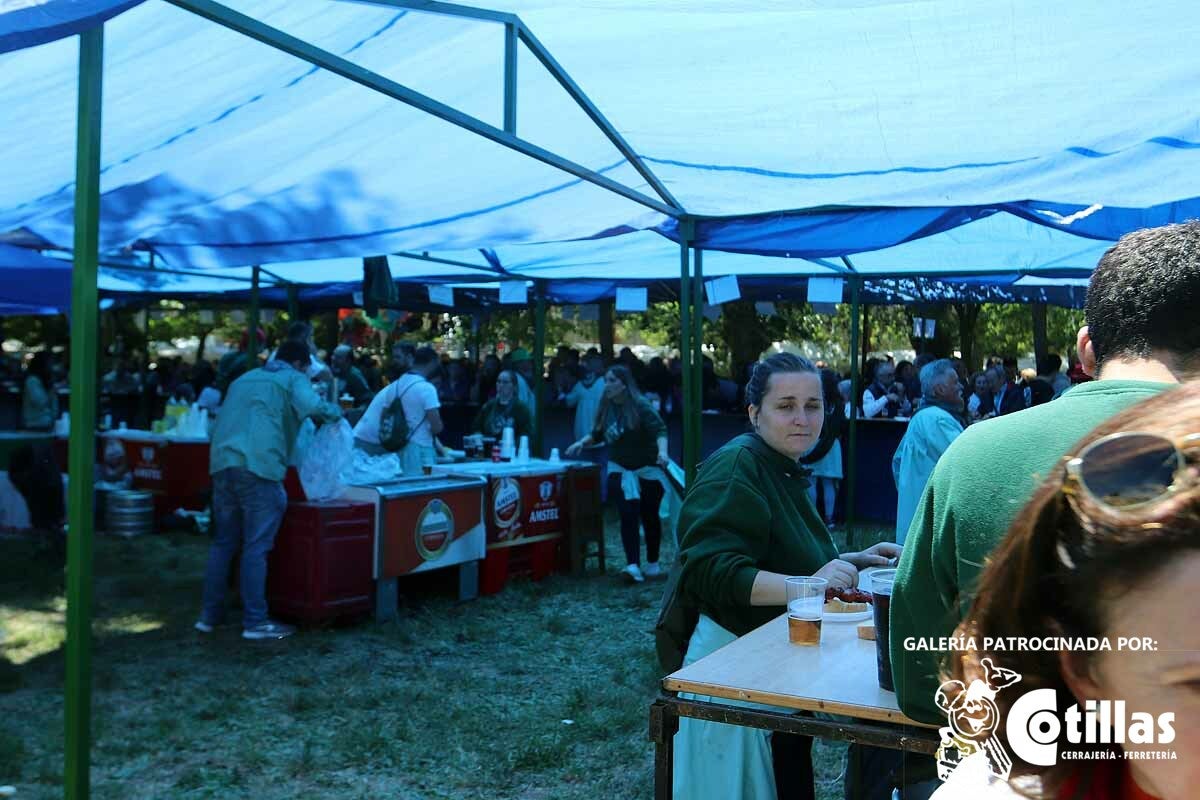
577;304;600;322
428;285;455;307
499;281;528;304
615;287;648;312
704;275;741;305
807;277;844;305
352;291;364;306
754;301;777;317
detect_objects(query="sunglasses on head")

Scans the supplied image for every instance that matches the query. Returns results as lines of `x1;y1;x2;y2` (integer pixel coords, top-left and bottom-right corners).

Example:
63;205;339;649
1063;431;1200;513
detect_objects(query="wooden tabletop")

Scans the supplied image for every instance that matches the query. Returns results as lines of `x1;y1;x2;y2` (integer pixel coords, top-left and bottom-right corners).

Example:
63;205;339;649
663;576;937;727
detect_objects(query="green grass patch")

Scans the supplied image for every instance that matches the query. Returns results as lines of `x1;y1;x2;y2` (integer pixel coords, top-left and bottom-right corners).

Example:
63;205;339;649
0;521;888;798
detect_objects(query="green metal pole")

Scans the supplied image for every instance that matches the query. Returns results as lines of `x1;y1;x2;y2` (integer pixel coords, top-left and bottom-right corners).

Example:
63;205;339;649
247;266;261;364
678;220;694;484
845;274;862;547
65;25;104;800
691;246;704;468
532;282;546;457
503;22;518;135
287;284;299;321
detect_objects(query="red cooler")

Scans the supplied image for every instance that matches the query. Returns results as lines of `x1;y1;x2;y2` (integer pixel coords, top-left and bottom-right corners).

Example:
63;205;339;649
267;500;376;624
343;475;487;619
432;460;569;595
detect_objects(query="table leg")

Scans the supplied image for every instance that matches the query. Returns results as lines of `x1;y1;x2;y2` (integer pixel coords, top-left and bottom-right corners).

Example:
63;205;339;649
375;577;397;621
649;698;679;800
458;560;479;601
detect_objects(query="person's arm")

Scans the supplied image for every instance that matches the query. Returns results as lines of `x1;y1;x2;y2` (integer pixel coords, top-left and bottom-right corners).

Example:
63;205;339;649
562;382;582;408
421;383;444;436
862;388;889;418
640;400;670;465
290;373;341;424
889;464;960;725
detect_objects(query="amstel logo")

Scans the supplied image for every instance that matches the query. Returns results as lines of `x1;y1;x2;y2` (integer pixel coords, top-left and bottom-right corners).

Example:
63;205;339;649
414;498;454;561
493;477;522;534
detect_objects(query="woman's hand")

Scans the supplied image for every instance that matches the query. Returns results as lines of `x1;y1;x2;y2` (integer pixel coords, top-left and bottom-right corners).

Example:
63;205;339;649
565;440;584;458
841;542;902;569
813;559;858;590
656;451;670;468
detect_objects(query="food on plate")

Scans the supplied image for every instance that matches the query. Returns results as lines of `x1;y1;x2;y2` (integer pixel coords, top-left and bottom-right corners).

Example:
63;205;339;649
823;586;873;614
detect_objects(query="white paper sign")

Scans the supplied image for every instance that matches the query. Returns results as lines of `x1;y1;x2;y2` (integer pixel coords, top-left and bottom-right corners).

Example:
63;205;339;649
924;318;937;338
198;310;215;324
576;304;599;322
229;310;245;324
615;287;647;312
701;303;722;322
260;309;276;323
352;291;364;306
807;277;844;305
428;285;455;307
913;317;925;338
754;301;777;317
704;275;741;306
500;281;528;305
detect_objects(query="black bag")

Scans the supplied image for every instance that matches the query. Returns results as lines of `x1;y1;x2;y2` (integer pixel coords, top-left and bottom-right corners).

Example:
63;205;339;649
655;560;700;674
378;378;426;452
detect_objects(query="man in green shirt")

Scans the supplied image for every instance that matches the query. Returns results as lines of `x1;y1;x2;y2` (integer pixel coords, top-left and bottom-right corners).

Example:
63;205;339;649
198;340;343;641
891;222;1200;738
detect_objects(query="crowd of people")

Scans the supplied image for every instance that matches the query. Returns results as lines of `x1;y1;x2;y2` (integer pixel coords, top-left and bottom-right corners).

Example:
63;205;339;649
661;220;1200;800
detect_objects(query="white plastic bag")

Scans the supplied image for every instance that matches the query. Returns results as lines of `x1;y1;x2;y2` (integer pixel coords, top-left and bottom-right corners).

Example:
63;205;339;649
290;419;316;467
341;448;403;485
299;419;354;501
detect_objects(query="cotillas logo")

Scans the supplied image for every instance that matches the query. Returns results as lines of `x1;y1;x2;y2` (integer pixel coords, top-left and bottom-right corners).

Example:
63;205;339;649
414;498;454;561
935;658;1021;780
539;480;553;502
493;477;521;533
936;661;1178;780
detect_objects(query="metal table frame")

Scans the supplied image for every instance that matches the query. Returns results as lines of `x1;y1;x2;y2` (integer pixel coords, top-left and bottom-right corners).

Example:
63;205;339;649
649;693;940;800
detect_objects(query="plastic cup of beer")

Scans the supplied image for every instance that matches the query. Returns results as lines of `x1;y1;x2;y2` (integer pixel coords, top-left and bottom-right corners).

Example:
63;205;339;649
870;569;897;691
785;576;827;645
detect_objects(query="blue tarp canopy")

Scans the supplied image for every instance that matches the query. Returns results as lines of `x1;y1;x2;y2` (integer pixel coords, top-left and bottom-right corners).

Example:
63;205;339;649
2;0;1199;268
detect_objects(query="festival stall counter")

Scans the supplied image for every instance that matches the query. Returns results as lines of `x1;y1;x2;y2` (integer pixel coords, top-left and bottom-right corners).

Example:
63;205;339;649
342;474;487;620
98;429;211;518
430;459;571;594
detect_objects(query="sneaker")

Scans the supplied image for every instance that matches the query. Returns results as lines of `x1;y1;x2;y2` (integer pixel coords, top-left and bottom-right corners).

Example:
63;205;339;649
622;564;645;584
242;621;296;640
643;562;662;579
194;620;215;634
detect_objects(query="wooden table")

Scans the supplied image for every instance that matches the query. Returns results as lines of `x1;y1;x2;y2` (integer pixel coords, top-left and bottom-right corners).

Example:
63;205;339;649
650;584;940;799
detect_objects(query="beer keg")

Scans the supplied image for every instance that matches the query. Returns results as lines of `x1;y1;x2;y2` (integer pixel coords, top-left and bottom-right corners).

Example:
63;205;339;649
105;489;155;538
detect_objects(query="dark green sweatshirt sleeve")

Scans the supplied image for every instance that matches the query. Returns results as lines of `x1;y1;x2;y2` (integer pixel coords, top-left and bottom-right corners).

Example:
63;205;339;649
889;467;963;725
471;401;488;434
677;467;772;614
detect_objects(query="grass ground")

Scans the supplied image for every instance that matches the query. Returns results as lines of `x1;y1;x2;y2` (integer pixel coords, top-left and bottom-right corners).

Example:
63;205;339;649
0;516;889;800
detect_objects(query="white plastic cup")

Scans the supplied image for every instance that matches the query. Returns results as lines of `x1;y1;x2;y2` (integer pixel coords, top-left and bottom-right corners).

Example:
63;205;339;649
549;448;561;462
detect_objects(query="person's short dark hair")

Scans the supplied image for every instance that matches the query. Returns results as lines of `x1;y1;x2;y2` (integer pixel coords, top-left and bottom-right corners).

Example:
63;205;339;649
745;353;818;408
913;353;936;371
1086;221;1200;370
285;321;311;342
413;346;439;368
275;340;310;366
1037;353;1062;375
1002;356;1019;370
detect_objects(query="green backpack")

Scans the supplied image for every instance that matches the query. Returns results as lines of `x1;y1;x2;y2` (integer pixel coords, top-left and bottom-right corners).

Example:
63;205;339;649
378;378;427;452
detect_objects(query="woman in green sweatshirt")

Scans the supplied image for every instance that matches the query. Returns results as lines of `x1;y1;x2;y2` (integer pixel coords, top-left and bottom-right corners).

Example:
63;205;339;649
566;364;669;583
667;353;901;800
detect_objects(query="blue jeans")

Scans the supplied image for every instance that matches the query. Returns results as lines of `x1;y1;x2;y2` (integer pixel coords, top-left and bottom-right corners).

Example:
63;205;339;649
202;467;287;629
